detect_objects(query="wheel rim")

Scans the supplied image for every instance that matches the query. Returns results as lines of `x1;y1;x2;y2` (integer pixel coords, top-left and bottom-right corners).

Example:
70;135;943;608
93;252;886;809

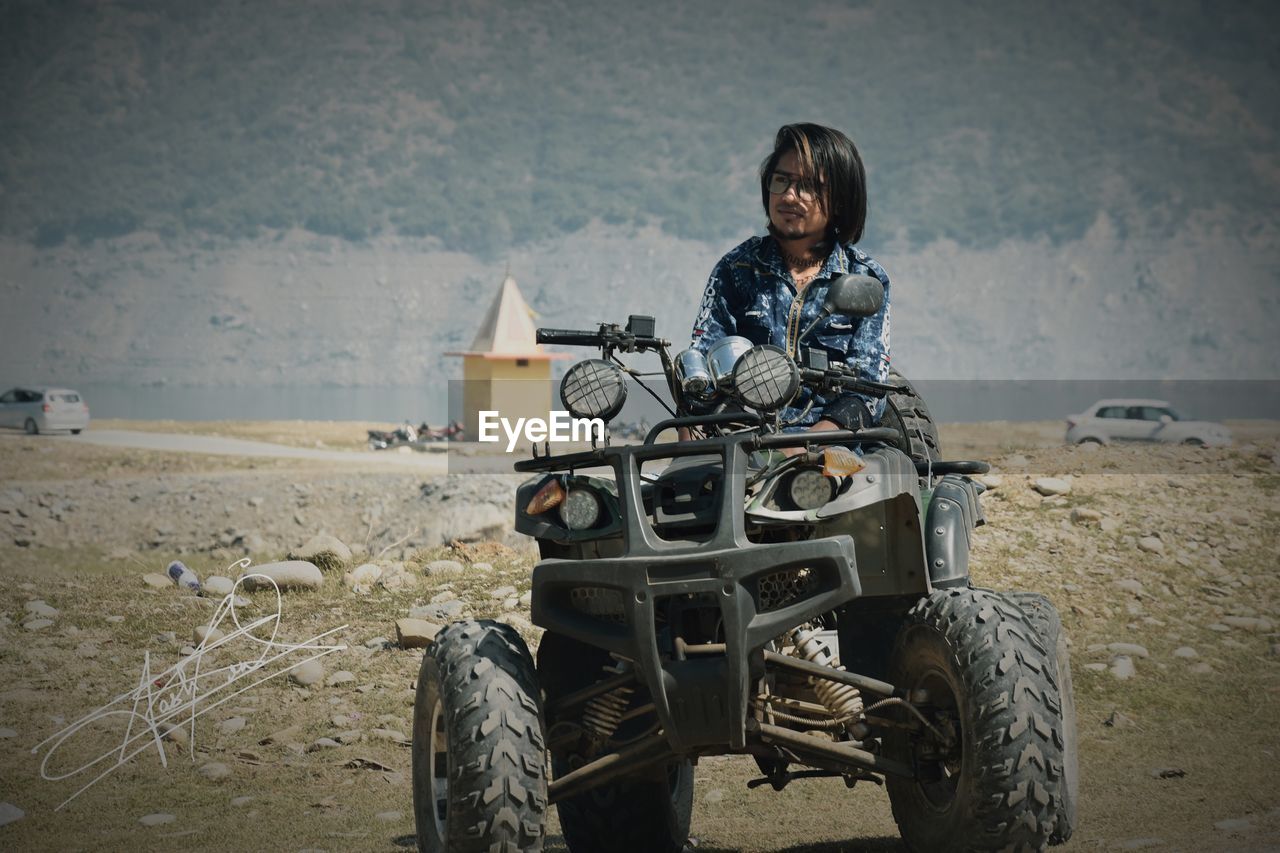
429;699;449;839
24;420;36;434
910;668;963;810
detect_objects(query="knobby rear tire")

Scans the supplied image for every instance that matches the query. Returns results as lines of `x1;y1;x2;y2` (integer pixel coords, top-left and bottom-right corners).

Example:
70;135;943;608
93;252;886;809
880;368;942;465
1001;591;1079;845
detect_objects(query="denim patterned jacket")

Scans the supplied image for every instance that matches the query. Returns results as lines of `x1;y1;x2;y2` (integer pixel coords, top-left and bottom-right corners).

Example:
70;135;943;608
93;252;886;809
690;235;891;429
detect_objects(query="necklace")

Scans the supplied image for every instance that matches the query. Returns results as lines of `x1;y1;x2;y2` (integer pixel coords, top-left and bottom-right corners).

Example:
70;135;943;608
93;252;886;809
781;248;820;270
793;270;820;289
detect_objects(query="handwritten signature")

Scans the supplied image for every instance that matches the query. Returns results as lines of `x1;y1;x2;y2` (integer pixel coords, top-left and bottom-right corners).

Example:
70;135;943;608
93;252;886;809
32;559;347;809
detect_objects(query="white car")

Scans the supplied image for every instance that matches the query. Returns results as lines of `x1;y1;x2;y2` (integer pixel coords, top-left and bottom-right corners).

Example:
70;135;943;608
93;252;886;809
1065;398;1230;447
0;387;91;434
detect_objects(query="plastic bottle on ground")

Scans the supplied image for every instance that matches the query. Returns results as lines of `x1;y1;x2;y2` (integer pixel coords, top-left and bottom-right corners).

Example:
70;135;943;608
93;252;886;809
167;560;201;592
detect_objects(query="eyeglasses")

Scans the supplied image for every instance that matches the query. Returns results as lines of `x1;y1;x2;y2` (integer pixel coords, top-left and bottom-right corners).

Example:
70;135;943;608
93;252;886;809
767;171;820;198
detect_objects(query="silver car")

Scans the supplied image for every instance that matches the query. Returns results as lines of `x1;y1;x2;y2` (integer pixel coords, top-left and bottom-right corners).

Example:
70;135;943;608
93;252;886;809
0;387;91;434
1065;398;1231;447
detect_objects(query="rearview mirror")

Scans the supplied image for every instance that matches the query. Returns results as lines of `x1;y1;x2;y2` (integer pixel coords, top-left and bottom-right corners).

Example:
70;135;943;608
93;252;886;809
796;274;885;344
825;273;884;318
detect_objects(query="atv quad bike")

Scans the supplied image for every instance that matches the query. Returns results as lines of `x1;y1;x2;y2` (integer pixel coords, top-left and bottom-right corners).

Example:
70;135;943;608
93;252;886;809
411;275;1078;852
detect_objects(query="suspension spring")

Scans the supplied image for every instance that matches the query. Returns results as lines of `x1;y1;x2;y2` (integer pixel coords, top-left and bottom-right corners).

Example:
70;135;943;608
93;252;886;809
790;628;864;722
582;660;634;741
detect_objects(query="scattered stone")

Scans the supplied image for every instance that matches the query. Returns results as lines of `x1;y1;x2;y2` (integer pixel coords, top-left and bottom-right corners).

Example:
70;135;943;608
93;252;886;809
1150;767;1185;779
194;625;226;646
248;496;264;508
1069;507;1102;525
1109;656;1136;680
1106;642;1150;658
377;569;413;592
288;659;325;686
1214;818;1252;831
1104;709;1136;728
142;573;171;589
429;590;457;604
370;728;409;745
411;601;464;622
472;562;494;572
333;729;363;745
198;762;231;781
105;615;125;623
219;717;247;735
396;618;442;649
240;561;323;592
1207;623;1231;633
75;642;99;658
0;728;17;738
24;600;58;618
0;802;24;827
425;559;464;577
519;591;532;608
346;563;382;589
376;811;403;822
140;813;176;826
504;614;536;633
23;619;53;631
1221;615;1268;632
307;737;341;752
1172;647;1198;659
974;473;1002;489
1032;478;1071;496
364;637;391;650
1116;839;1164;850
1100;517;1121;533
162;724;190;745
326;671;356;687
1137;536;1165;554
204;576;235;596
1114;579;1144;596
288;534;352;572
1188;662;1214;675
704;788;725;804
230;796;254;807
489;585;517;600
503;597;519;611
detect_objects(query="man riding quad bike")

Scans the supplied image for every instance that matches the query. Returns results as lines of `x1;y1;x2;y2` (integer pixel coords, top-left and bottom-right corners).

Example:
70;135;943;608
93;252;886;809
410;276;1079;852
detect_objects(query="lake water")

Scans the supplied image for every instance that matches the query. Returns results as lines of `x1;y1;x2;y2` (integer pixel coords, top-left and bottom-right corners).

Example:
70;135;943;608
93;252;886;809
57;380;1280;424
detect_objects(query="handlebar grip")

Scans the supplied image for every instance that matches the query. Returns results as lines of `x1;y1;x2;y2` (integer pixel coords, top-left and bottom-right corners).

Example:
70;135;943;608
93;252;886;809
536;328;604;346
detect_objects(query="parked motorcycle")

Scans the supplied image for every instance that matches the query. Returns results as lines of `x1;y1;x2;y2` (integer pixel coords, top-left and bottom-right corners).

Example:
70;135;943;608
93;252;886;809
367;421;420;450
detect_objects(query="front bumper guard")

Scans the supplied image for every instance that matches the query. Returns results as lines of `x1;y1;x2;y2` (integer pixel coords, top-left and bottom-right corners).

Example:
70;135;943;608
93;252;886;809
526;433;863;752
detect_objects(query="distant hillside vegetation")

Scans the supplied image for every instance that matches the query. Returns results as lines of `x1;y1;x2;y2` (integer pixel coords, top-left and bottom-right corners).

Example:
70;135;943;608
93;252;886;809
1;0;1277;255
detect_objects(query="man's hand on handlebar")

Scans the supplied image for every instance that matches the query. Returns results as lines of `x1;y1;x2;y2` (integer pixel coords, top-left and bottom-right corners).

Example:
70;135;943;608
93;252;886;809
778;419;842;457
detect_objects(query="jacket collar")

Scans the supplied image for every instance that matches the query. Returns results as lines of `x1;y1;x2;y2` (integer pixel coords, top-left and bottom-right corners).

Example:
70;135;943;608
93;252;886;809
755;235;851;282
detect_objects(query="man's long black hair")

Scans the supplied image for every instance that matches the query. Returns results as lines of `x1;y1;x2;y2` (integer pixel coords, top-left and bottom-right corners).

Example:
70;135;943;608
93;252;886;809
760;123;868;249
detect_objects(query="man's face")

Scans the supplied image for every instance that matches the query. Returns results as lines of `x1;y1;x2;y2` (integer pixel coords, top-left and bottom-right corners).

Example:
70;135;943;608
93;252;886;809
768;149;829;243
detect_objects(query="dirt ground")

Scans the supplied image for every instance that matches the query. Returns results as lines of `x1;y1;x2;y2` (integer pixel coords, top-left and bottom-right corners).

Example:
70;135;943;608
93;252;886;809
1;421;1278;851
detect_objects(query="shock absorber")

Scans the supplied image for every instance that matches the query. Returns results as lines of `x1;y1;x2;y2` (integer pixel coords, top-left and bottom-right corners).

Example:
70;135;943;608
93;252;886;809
789;627;865;732
581;661;634;742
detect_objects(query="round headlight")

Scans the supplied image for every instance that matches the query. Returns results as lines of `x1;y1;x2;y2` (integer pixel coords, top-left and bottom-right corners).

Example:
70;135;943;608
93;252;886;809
732;345;799;411
787;468;834;510
560;359;627;421
707;336;754;391
560;487;602;530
